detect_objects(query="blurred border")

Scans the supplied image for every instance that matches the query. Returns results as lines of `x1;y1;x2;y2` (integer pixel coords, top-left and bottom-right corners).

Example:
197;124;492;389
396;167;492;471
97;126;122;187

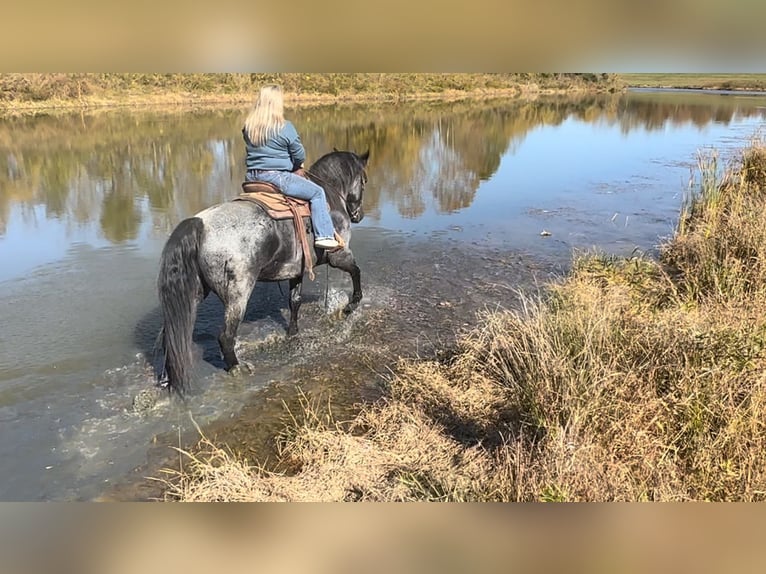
2;1;765;71
4;3;766;573
3;503;766;574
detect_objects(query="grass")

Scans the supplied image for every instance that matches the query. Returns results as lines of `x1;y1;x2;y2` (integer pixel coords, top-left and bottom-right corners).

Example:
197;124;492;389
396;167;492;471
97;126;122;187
0;73;623;115
7;74;765;116
620;74;766;91
664;141;766;301
157;136;766;503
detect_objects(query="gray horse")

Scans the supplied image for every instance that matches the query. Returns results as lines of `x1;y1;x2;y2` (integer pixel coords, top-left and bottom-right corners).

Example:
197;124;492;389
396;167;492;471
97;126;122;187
155;149;369;395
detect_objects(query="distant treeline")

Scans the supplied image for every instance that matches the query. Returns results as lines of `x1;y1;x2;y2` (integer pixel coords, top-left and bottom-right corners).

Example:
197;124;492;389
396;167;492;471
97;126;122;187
0;73;622;104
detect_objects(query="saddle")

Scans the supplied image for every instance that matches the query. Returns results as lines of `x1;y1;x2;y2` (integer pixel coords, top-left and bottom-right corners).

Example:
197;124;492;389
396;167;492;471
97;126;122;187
238;180;312;219
234;181;344;281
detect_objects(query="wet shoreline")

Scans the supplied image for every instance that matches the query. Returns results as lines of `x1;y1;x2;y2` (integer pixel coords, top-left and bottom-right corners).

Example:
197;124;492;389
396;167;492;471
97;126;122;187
101;236;565;501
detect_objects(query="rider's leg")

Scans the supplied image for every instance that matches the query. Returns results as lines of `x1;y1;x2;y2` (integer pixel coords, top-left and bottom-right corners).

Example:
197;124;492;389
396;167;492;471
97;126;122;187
250;171;338;248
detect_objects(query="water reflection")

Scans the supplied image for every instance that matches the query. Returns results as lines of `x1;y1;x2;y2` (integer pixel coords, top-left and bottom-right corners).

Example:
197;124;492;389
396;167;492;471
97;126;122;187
3;88;766;501
2;91;766;255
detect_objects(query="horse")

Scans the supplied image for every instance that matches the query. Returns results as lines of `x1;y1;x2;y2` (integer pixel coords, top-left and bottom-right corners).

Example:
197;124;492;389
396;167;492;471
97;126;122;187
154;149;370;395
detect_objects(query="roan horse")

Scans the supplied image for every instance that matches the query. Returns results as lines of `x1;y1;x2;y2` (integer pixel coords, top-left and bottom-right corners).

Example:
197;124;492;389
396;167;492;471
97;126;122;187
155;149;369;395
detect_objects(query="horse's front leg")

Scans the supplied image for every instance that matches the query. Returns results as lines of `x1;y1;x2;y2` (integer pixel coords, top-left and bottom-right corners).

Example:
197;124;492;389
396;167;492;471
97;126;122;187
327;249;362;315
287;275;303;337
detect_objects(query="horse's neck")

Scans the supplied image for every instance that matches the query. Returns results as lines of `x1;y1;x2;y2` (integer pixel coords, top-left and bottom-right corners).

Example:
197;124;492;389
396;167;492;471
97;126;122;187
325;186;346;213
311;172;346;211
309;158;354;212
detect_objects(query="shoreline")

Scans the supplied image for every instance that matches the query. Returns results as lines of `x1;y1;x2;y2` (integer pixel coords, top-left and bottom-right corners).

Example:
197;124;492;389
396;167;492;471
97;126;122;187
5;84;766;119
4;73;766;119
0;86;597;118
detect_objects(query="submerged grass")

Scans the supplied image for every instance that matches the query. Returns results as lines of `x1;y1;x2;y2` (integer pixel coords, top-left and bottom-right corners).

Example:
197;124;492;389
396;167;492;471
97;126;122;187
160;139;766;502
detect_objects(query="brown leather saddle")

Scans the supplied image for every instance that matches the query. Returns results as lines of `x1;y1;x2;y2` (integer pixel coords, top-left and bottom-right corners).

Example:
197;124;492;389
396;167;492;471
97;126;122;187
237;181;312;220
234;181;344;280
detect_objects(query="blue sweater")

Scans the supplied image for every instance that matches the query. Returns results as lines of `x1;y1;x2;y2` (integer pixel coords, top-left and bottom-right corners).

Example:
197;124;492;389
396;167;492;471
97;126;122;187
243;120;306;171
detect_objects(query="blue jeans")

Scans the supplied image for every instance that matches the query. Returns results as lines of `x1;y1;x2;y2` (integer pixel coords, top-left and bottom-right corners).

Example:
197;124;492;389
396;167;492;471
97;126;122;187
247;169;336;239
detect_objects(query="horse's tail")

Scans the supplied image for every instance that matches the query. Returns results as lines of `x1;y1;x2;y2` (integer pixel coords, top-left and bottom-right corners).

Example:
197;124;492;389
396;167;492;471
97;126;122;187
156;217;205;395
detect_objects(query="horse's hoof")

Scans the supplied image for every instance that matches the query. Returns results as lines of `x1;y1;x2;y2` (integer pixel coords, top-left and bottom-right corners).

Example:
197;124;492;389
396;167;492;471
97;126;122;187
343;300;361;316
132;387;164;412
229;362;255;377
287;326;299;338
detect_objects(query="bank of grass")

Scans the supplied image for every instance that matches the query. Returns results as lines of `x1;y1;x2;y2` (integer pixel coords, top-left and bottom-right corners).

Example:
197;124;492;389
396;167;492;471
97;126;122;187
159;140;766;502
0;73;622;115
620;74;766;91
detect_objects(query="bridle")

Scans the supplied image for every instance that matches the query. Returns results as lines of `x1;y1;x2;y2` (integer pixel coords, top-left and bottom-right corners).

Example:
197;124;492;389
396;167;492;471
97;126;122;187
304;164;367;216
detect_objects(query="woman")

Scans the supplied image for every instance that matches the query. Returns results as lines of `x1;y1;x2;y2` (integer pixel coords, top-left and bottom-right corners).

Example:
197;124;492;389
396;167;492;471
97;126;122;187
242;84;340;250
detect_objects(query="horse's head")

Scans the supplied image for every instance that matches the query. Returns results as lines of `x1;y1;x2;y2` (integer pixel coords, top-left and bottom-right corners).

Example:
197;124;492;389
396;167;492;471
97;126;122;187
346;150;369;223
308;149;370;224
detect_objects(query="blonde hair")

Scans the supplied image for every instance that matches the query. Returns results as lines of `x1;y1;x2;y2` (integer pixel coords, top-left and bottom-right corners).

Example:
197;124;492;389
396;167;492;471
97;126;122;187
243;84;286;145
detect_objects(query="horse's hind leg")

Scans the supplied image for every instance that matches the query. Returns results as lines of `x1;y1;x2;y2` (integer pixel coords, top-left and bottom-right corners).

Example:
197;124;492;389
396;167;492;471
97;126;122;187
327;249;362;315
287;276;303;337
218;287;255;375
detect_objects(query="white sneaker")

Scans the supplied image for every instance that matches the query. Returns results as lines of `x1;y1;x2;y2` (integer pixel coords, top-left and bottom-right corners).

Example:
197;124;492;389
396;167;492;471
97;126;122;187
315;237;340;249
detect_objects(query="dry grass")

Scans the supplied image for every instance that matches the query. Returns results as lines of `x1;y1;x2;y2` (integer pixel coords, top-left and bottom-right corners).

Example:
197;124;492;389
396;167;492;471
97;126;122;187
160;140;766;502
0;73;622;115
159;392;501;502
664;140;766;302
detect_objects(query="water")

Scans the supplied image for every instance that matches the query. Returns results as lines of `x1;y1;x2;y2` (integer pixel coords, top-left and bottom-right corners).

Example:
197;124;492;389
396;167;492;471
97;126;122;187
1;89;765;500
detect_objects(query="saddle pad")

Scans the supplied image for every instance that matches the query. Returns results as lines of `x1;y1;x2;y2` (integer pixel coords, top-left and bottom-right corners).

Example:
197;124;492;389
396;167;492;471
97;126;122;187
233;182;346;281
234;183;317;280
237;183;311;220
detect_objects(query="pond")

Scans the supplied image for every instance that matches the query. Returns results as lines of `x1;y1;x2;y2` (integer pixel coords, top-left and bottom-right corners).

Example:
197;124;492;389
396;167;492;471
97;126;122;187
1;89;765;500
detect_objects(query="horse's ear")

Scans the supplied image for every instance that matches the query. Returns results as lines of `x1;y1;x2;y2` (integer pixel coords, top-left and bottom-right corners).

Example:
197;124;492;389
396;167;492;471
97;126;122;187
333;147;339;152
359;149;370;165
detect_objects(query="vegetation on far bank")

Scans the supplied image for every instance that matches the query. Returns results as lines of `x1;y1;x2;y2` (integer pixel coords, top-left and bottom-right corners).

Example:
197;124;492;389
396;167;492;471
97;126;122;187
5;74;766;116
0;73;622;115
158;139;766;501
620;73;766;91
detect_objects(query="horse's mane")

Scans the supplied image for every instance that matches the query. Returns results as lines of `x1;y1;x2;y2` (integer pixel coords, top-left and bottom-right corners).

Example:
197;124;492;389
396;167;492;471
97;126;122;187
307;150;364;194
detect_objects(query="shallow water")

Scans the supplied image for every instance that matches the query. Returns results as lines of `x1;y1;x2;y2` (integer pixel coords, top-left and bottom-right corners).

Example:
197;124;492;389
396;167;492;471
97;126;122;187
1;89;765;500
